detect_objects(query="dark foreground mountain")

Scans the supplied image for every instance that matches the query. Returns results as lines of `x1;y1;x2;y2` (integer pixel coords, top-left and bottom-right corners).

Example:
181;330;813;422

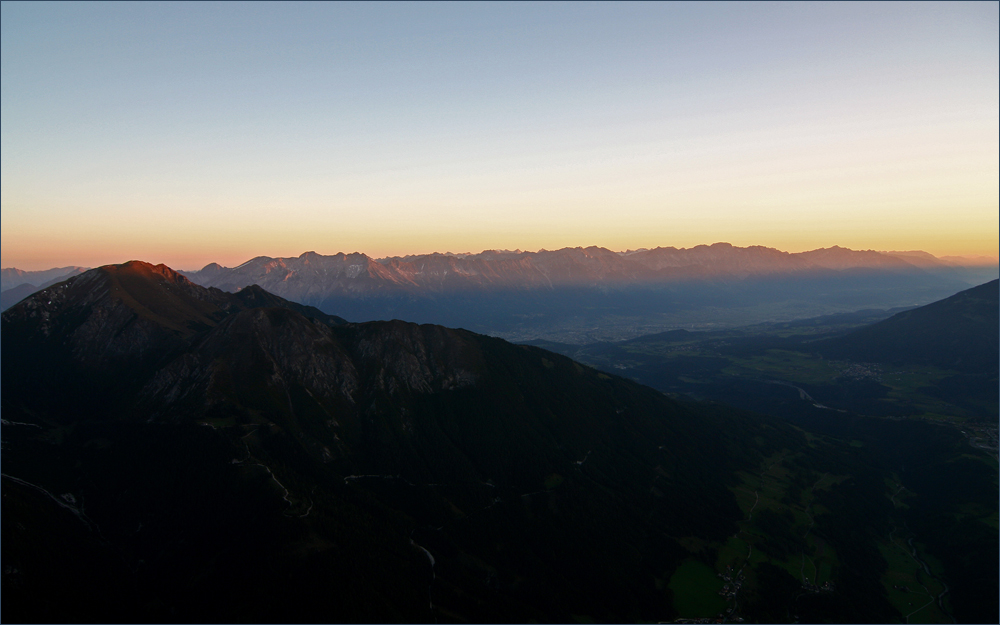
5;262;997;623
2;262;801;622
180;245;992;342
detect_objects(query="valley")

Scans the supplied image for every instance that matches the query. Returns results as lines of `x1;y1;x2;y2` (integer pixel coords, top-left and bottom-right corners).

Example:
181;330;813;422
4;3;996;622
527;281;998;623
529;281;999;431
172;245;997;343
1;264;996;623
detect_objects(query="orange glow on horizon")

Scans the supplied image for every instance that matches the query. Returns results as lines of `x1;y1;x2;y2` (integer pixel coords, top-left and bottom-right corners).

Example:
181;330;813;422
3;230;996;273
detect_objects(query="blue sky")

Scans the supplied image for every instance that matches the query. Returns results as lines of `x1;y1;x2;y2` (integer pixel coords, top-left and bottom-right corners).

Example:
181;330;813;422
2;1;997;270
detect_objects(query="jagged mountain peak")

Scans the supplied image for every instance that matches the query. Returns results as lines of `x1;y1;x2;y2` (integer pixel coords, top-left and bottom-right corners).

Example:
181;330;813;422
794;246;913;270
1;261;346;383
111;259;187;278
183;244;945;296
169;245;985;337
68;262;229;334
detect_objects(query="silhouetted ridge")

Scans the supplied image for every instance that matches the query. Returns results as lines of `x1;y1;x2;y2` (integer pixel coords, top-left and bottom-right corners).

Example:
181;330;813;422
233;284;348;325
0;261;349;414
1;259;802;622
817;279;999;372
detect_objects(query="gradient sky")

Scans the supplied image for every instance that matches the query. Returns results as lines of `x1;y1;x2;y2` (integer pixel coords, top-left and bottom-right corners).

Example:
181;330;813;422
2;1;998;270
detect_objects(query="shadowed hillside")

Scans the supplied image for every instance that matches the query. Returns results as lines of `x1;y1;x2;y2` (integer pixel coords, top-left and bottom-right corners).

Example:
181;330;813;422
817;279;999;373
2;261;803;623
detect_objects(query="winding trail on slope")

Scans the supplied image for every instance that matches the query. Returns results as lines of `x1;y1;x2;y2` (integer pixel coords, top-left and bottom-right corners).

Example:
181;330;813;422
721;456;786;620
232;427;312;517
887;483;953;624
410;533;437;611
1;473;100;532
1;419;42;429
903;532;952;624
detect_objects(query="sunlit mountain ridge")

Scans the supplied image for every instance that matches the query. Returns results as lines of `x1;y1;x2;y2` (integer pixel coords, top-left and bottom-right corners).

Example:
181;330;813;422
4;246;996;339
2;260;995;623
176;244;996;343
181;244;994;292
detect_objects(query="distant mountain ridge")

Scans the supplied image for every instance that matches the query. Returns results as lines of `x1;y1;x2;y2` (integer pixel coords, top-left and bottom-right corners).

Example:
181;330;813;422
166;244;995;340
3;260;996;623
0;266;90;312
181;244;934;295
6;245;995;339
0;284;39;313
1;266;89;291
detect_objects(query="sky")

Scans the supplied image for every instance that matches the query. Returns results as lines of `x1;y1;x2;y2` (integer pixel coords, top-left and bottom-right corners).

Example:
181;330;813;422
2;1;998;271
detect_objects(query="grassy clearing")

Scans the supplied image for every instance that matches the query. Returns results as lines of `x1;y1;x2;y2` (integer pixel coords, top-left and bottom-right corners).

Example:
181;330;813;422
953;451;998;468
544;473;564;489
772;554;802;580
730;487;759;516
724;350;843;385
668;560;727;618
813;473;849;492
880;365;958;393
715;535;749;570
878;536;950;624
804;536;837;586
816;558;832;584
715;348;977;422
723;453;846;592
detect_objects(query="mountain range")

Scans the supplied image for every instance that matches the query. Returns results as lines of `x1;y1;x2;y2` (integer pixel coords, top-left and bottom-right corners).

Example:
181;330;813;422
170;245;998;342
5;248;996;337
2;260;996;623
0;266;89;312
1;261;793;622
181;244;993;295
1;266;90;292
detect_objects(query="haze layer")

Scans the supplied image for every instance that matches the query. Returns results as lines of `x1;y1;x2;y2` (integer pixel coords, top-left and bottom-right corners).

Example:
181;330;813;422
2;3;998;270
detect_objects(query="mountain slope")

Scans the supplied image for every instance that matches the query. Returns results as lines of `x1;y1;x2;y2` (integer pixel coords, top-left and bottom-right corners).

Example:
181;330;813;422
817;279;999;372
1;262;346;415
2;261;803;622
